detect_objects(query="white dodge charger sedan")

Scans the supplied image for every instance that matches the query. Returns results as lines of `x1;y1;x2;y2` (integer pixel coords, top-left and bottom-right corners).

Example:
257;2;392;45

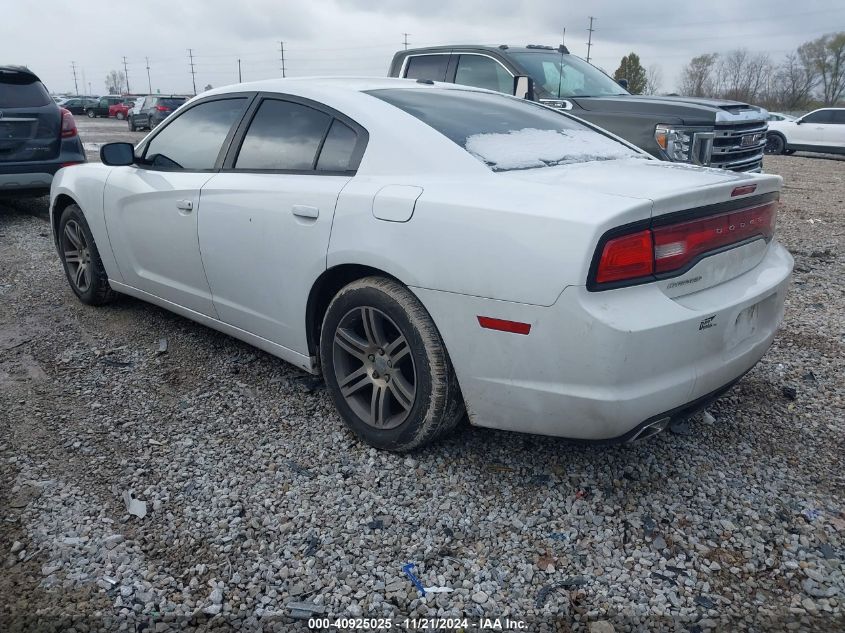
49;78;793;450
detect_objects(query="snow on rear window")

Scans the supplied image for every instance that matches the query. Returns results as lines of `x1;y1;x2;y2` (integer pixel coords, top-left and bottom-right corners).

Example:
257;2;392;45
465;128;645;171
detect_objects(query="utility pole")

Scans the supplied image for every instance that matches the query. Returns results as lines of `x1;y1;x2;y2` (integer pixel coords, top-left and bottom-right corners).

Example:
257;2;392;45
403;33;410;50
586;16;596;63
562;28;566;48
145;57;152;94
279;41;286;78
238;58;242;82
188;48;197;95
70;61;79;95
122;56;131;94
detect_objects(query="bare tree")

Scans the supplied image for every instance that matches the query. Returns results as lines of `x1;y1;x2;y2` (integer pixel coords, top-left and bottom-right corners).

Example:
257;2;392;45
679;53;718;97
801;32;845;105
772;51;819;110
716;49;772;103
105;70;126;95
644;64;663;95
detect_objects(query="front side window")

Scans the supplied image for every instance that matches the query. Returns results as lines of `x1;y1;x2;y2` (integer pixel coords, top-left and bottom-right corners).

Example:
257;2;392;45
144;98;247;170
369;88;644;171
235;99;331;171
404;55;449;82
802;110;833;124
509;51;629;99
455;55;513;94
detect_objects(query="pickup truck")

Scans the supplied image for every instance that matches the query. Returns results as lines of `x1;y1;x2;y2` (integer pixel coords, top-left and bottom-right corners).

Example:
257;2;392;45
84;95;127;118
389;45;769;172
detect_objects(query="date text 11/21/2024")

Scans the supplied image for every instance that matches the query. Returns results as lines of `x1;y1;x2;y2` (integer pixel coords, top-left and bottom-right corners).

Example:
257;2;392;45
307;617;529;630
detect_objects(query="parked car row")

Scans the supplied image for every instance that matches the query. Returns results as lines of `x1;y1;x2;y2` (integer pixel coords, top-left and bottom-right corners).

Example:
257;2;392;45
127;95;188;131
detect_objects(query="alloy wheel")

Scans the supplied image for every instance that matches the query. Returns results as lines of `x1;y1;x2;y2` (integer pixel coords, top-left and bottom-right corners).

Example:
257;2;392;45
62;220;92;293
332;306;416;429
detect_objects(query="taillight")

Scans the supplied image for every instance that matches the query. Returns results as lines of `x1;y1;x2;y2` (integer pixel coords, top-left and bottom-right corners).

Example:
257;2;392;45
591;198;778;290
595;230;654;284
60;107;77;138
155;105;170;112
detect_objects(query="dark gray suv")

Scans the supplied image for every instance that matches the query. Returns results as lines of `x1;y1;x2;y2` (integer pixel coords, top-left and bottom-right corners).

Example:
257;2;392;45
0;66;86;197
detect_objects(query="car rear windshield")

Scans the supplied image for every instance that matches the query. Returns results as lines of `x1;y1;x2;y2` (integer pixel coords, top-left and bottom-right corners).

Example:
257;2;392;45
159;98;186;108
0;71;52;107
368;88;643;171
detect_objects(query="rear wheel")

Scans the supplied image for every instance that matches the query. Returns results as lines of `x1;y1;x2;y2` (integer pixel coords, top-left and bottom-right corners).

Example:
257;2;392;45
128;118;136;131
87;109;96;118
58;205;116;306
116;112;125;120
320;277;464;451
765;133;785;155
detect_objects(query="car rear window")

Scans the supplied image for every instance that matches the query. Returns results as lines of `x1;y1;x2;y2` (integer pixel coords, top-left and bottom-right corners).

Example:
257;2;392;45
0;71;52;107
368;88;643;171
159;98;186;108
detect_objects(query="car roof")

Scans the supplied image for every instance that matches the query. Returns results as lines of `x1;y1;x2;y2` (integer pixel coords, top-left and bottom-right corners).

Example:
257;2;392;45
201;76;474;98
398;45;564;55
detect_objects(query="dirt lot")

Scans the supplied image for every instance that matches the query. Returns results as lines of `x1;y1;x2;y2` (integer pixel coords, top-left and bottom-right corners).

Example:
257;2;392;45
1;118;843;632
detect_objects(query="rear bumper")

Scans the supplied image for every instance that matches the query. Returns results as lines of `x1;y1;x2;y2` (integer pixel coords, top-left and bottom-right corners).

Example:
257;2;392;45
412;241;793;441
0;140;86;193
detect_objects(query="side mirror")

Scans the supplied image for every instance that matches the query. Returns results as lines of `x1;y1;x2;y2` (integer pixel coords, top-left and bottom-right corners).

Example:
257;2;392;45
795;118;803;125
617;78;629;90
513;75;535;100
100;142;136;166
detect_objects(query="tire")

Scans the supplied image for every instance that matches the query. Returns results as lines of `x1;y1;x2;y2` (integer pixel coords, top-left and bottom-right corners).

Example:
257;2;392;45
128;118;136;132
784;149;796;155
150;118;159;130
116;112;125;120
58;204;116;306
765;133;786;155
320;276;464;451
87;109;96;118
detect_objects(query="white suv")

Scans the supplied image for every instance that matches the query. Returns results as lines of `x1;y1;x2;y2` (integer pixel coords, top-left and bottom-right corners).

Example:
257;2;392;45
765;107;845;156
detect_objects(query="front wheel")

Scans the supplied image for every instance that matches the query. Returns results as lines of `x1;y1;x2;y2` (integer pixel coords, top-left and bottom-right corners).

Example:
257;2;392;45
116;112;125;120
765;133;785;155
58;205;116;306
320;277;464;451
87;109;96;118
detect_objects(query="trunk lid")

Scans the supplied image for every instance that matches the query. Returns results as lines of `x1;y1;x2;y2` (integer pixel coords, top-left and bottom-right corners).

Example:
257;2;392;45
501;158;782;296
0;68;61;163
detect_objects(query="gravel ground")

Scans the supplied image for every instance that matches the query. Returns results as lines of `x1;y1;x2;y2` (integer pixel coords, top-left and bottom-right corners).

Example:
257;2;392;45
1;127;843;632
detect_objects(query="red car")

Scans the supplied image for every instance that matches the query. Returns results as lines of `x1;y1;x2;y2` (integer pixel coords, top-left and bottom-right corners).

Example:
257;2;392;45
108;101;132;120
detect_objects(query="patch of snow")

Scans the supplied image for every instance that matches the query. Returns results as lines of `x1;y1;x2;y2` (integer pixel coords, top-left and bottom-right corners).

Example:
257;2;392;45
465;128;645;171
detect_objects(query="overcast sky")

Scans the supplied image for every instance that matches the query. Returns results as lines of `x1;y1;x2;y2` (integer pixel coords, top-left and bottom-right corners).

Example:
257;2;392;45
2;0;842;96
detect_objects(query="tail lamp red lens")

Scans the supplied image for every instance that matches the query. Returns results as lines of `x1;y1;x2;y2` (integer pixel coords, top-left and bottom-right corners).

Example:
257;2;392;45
155;105;171;112
60;108;77;138
594;201;777;288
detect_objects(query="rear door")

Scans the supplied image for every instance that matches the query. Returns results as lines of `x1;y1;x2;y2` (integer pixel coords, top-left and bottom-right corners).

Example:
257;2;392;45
103;96;250;315
829;109;845;149
0;68;61;164
198;95;367;353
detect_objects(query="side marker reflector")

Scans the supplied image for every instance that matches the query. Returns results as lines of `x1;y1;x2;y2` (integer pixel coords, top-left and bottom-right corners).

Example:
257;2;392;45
477;316;531;335
731;184;757;197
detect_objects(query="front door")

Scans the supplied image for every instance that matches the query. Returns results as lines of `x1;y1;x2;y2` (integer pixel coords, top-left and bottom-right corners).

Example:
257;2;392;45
198;96;365;353
103;96;250;316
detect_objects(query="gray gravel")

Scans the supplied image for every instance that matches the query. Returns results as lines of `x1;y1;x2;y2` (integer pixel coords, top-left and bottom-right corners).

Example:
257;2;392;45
0;134;843;631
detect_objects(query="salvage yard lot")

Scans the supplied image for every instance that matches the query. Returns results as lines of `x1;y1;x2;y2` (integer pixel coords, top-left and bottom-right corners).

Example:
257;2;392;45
1;118;843;631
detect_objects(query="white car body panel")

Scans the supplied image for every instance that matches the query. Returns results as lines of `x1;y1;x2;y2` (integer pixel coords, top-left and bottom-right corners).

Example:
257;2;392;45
768;109;845;151
49;77;793;442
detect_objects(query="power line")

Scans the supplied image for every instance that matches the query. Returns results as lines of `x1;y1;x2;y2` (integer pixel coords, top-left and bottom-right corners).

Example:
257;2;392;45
188;48;197;95
70;61;79;94
279;41;286;78
586;16;596;63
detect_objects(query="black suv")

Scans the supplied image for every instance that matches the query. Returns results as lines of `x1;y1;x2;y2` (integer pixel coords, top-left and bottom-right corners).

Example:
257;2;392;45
85;95;126;118
128;96;187;131
0;66;86;197
389;45;769;172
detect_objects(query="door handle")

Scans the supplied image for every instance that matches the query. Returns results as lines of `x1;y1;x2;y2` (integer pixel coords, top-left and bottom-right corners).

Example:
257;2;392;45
176;199;193;212
292;205;319;219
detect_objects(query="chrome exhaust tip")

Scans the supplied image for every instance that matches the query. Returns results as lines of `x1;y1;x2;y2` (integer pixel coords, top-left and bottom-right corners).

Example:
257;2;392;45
627;416;671;444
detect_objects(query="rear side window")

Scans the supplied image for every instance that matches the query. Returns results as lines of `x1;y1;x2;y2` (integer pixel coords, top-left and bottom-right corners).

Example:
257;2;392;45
0;72;52;107
830;110;845;124
159;98;186;109
144;98;247;170
316;120;358;171
235;99;331;170
404;55;449;82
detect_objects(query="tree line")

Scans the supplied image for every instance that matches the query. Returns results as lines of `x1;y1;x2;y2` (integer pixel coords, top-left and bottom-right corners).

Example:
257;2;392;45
612;32;845;111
